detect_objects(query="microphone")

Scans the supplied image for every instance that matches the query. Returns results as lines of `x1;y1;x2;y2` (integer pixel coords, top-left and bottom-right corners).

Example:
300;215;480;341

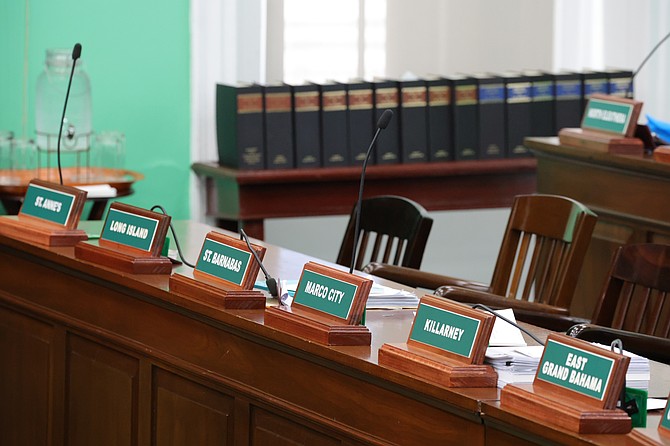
471;304;545;346
625;29;670;98
239;228;278;298
56;42;83;185
349;109;393;274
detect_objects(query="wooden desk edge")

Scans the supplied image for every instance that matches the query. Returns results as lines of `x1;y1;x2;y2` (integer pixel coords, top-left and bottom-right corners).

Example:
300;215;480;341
192;158;537;185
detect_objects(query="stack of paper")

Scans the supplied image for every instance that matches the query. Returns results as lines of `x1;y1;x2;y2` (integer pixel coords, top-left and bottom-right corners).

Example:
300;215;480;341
593;343;651;391
254;280;419;309
485;346;543;388
485;343;651;390
365;283;419;309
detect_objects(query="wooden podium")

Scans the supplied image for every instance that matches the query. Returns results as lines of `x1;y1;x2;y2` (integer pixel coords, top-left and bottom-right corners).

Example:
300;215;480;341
169;231;266;309
264;262;372;346
0;179;88;246
378;295;497;388
501;333;632;434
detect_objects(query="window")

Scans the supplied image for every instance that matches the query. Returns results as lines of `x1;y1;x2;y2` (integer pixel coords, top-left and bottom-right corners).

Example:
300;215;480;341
282;0;386;84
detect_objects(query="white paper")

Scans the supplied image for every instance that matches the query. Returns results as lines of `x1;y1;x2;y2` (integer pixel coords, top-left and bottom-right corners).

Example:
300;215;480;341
487;308;528;347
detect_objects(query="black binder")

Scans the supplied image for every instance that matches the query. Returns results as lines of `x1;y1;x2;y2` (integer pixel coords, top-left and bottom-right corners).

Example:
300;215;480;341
552;71;583;133
317;82;349;167
425;76;453;162
445;75;478;160
523;70;555;138
373;80;401;164
216;83;265;170
290;83;321;168
264;84;294;169
343;80;374;166
502;72;532;158
473;73;505;159
399;79;429;163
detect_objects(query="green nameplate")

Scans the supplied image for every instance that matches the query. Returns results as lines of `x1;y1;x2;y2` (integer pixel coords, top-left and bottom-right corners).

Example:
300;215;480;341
22;183;76;226
196;237;252;287
661;395;670;433
101;207;159;252
537;338;615;401
294;269;359;320
581;95;638;136
410;301;480;358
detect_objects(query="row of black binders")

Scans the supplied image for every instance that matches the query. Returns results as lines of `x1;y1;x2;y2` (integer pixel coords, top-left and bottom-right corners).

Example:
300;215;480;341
215;69;633;170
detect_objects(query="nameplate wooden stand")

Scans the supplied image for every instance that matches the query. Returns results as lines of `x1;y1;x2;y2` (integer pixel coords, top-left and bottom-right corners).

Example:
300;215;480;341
378;296;497;387
501;333;632;434
264;262;372;346
558;94;644;156
0;179;88;246
75;202;172;274
169;231;265;309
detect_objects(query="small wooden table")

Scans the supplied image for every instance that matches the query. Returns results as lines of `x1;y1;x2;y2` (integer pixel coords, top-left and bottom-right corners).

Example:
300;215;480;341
192;159;537;239
0;167;143;220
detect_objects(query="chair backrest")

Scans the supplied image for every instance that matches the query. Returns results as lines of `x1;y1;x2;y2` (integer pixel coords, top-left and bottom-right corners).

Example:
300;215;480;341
336;195;433;271
488;194;597;309
590;243;670;338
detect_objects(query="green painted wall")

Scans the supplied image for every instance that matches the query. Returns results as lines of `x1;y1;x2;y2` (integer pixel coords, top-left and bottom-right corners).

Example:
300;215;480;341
0;0;191;219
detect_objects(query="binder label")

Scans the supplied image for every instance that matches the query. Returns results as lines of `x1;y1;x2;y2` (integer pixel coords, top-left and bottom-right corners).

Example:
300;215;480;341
479;84;504;104
555;81;581;100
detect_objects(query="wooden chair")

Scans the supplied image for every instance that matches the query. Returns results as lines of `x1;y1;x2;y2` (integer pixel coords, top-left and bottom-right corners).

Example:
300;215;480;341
364;194;597;330
567;243;670;363
336;195;433;271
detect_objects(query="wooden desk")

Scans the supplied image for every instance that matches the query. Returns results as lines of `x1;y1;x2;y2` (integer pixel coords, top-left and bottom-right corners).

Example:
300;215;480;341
192;159;537;239
0;220;666;445
525;137;670;318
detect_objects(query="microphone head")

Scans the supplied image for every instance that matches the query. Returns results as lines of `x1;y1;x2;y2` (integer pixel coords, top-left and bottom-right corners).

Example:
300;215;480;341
72;43;82;60
377;109;393;129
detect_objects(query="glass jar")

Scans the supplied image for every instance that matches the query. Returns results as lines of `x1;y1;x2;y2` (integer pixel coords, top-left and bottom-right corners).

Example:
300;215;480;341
35;48;92;153
0;130;15;185
91;130;126;181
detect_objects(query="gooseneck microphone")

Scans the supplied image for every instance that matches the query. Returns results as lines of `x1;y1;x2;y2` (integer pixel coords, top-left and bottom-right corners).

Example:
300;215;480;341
239;228;279;298
349;109;394;274
625;29;670;98
57;42;82;185
471;304;545;346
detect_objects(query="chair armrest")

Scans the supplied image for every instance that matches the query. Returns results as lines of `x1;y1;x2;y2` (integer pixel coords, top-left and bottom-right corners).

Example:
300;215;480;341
435;285;581;331
513;311;590;332
435;286;568;314
363;262;490;292
567;324;670;364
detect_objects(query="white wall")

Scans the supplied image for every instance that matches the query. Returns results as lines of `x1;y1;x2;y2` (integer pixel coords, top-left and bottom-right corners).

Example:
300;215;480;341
264;1;552;283
193;0;670;286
